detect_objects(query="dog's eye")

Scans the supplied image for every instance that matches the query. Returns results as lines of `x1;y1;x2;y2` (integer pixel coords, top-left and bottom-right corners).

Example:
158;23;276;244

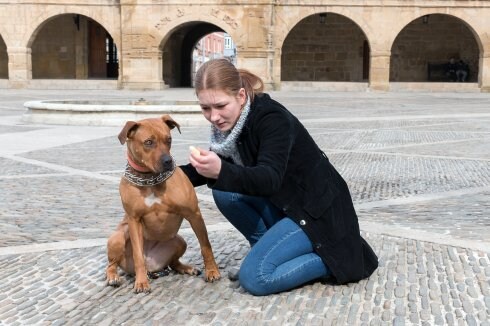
166;137;172;145
144;139;153;146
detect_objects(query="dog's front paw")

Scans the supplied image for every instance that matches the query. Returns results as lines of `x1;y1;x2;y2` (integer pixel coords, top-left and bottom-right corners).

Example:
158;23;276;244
205;268;221;282
107;275;121;287
134;279;151;294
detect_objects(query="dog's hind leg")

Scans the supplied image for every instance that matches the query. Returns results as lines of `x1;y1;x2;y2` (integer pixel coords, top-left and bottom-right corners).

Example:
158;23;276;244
167;235;201;276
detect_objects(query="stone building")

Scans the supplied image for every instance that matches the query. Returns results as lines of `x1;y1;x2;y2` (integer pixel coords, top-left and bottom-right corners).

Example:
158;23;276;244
0;0;489;92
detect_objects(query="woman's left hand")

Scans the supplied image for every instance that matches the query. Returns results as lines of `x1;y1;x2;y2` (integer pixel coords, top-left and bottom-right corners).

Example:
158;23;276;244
189;147;222;179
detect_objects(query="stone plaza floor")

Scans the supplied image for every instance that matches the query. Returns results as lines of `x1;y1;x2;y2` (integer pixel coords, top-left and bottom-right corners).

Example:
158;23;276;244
0;89;489;325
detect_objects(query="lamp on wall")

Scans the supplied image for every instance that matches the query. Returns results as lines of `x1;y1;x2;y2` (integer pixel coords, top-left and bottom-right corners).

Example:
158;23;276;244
319;13;326;24
422;15;429;24
73;14;80;31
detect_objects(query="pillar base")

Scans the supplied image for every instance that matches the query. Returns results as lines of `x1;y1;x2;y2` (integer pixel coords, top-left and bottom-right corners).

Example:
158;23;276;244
369;82;390;92
121;81;167;90
8;80;29;89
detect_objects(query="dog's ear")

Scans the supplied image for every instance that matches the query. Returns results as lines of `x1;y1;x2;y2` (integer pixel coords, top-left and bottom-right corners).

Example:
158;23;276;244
161;114;181;134
118;121;139;145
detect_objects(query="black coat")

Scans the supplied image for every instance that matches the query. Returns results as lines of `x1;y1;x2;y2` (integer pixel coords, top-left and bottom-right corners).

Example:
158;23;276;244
181;93;378;284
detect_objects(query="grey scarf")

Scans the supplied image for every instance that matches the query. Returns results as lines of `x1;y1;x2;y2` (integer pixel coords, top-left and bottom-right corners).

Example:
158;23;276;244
209;97;251;166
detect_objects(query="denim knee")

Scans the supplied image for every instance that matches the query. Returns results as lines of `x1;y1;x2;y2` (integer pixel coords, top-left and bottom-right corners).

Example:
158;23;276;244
212;189;236;208
238;260;271;296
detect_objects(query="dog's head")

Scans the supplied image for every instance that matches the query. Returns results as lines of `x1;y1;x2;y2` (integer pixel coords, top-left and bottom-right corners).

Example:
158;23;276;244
118;114;181;173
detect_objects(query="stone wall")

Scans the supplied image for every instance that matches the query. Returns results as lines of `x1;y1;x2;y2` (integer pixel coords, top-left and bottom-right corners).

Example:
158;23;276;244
0;0;489;91
32;15;79;79
390;15;479;82
281;14;368;82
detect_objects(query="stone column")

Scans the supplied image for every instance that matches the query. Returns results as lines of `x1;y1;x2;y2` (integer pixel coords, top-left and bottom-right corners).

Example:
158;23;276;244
236;7;274;90
8;47;31;89
120;49;165;90
120;0;166;90
369;50;391;91
479;53;490;92
271;46;282;90
238;50;274;90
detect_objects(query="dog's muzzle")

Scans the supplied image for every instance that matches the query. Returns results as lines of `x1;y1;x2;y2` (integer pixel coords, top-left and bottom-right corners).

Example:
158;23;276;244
160;154;174;172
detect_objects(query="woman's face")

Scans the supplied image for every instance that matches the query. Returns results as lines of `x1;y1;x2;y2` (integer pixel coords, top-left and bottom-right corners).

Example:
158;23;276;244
197;88;246;132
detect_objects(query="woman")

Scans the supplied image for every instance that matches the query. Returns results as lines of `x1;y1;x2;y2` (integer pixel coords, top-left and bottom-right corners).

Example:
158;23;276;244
180;59;378;296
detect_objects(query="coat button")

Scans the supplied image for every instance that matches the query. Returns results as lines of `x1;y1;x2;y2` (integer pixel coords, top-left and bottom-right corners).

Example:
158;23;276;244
299;220;306;226
315;243;322;249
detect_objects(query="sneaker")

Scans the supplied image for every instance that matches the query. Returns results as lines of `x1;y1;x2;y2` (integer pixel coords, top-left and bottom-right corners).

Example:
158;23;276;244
228;267;240;281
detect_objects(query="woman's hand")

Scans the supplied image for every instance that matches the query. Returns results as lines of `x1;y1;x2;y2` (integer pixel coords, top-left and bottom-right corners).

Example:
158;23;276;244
189;147;221;179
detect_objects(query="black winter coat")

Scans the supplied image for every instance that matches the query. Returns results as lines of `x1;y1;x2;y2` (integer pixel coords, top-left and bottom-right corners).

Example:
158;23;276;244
181;93;378;284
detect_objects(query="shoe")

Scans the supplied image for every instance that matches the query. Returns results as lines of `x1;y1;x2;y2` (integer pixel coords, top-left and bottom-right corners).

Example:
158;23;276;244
228;267;240;281
318;274;336;284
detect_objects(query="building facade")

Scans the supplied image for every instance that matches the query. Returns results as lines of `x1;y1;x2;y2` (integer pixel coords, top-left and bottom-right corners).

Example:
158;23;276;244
0;0;489;92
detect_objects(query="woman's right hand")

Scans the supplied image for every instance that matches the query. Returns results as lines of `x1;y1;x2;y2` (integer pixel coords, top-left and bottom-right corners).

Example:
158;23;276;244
189;147;222;179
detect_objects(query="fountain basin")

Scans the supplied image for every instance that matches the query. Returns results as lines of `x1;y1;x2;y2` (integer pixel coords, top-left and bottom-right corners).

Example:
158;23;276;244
22;99;205;126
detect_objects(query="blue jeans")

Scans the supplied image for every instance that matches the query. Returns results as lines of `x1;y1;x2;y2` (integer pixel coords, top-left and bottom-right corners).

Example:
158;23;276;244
213;189;331;296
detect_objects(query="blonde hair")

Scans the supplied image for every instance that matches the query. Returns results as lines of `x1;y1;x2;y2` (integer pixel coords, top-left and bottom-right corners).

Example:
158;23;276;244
194;59;264;101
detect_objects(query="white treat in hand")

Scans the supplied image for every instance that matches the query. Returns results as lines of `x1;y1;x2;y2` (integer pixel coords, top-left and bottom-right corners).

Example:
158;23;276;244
189;146;200;157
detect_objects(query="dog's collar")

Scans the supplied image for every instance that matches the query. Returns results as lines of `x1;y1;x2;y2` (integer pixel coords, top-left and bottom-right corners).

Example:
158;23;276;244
126;152;151;173
123;158;176;187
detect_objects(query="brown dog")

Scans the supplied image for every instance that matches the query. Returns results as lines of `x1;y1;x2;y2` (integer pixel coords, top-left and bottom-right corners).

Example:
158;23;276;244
106;115;221;293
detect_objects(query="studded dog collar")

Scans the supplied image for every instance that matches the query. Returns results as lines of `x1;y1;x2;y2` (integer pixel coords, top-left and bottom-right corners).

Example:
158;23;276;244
123;158;176;187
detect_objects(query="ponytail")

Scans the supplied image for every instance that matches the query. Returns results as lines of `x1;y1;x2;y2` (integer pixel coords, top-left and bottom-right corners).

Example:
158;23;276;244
238;69;264;101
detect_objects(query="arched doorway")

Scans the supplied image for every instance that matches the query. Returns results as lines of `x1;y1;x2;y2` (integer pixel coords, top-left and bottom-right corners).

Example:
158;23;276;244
162;22;237;87
31;14;118;79
0;35;7;79
191;32;236;86
281;13;370;82
390;14;479;82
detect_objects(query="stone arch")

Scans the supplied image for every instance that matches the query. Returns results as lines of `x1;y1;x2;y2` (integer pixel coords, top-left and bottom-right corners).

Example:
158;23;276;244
389;13;481;82
25;8;120;49
275;8;372;51
158;18;238;87
0;34;8;78
28;13;119;79
281;12;371;82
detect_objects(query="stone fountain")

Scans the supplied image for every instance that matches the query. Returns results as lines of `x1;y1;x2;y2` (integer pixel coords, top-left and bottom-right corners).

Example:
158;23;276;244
22;98;204;126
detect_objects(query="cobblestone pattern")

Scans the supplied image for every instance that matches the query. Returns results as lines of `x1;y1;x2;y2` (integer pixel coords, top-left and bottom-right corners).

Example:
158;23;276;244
18;132;209;173
358;192;490;244
1;90;490;325
0;175;122;247
19;137;126;172
284;94;490;117
0;231;489;325
329;152;490;203
312;129;486;151
2;153;483;245
0;175;225;247
303;119;490;133
2;119;489;246
0;158;58;176
379;137;490;160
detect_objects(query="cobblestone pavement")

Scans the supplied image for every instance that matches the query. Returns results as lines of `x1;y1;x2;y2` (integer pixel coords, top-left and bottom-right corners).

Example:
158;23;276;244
0;89;489;325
